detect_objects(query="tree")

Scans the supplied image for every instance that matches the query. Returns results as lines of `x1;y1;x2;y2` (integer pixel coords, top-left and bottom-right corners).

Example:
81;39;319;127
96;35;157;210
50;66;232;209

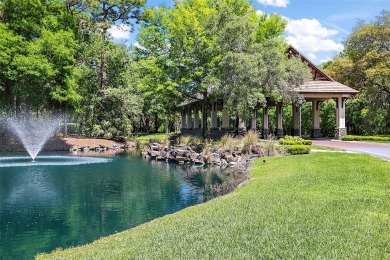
324;11;390;135
68;0;145;90
0;0;82;114
344;10;390;130
136;1;220;137
137;0;309;138
210;5;310;128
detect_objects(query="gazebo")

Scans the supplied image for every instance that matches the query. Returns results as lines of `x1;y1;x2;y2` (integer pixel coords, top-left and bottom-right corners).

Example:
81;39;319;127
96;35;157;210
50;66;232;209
178;46;359;139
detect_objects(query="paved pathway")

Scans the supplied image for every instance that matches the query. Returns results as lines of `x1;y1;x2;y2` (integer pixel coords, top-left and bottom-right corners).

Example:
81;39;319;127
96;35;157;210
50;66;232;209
313;139;390;161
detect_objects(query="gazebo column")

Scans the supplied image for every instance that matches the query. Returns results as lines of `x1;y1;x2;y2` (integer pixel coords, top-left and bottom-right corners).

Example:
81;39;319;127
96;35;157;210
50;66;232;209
186;107;192;129
276;105;283;138
222;100;230;130
251;109;257;131
200;104;204;129
193;107;199;129
311;100;321;138
238;118;246;131
181;108;186;129
292;105;299;136
334;97;347;139
211;102;218;129
262;107;269;138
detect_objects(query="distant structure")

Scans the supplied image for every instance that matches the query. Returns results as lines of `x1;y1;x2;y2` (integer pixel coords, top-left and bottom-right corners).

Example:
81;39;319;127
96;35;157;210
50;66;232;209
178;46;359;139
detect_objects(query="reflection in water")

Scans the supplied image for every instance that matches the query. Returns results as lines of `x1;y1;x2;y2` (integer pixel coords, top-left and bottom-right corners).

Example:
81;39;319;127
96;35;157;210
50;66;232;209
0;152;243;259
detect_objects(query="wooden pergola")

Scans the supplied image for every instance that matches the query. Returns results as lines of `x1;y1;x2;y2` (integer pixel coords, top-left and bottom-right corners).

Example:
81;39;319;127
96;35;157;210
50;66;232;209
178;46;359;139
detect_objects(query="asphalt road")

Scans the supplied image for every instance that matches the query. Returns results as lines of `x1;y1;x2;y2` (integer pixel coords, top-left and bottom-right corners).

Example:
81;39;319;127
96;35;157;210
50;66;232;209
313;139;390;161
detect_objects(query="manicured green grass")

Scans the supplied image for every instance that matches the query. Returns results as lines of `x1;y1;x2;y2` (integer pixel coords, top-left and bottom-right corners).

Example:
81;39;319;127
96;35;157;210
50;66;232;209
134;132;175;141
312;145;343;151
37;153;390;259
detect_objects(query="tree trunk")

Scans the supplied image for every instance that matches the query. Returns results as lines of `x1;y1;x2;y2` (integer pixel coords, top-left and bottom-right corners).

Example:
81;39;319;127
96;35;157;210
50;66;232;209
4;81;13;111
155;113;158;133
100;45;106;90
165;119;169;133
100;31;107;91
235;116;239;136
64;118;68;138
15;97;21;116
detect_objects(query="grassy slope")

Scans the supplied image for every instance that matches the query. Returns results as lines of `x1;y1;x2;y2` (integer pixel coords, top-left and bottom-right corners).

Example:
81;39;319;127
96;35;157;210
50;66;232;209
134;133;174;141
37;153;390;259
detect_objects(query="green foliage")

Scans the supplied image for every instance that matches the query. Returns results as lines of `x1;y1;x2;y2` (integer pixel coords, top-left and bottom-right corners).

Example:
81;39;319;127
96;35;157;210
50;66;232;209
220;134;238;151
341;135;390;142
280;135;312;145
287;145;311;155
325;11;390;135
241;131;259;153
37;153;390;259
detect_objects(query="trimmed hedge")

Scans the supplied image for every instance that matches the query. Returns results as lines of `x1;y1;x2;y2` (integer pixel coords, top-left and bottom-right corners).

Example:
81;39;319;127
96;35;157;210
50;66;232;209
341;135;390;142
280;139;312;145
287;145;311;155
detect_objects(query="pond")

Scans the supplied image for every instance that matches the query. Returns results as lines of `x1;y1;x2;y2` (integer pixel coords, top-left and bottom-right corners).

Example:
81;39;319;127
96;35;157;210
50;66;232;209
0;152;243;259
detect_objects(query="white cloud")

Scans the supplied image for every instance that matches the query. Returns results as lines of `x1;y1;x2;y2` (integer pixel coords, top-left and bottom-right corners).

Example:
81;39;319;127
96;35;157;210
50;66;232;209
307;53;317;60
285;18;343;61
257;0;289;7
134;42;146;50
108;24;131;40
286;18;338;38
256;10;264;15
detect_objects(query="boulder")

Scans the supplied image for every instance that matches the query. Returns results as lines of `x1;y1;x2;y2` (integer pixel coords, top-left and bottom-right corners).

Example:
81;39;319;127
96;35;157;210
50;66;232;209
251;146;262;155
227;156;238;163
221;159;228;166
149;150;161;157
193;159;204;165
175;156;188;162
190;152;200;160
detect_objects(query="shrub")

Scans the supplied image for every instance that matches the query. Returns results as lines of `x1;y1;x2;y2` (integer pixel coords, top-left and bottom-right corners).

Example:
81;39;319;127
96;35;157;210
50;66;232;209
341;135;390;142
280;139;312;145
179;135;191;146
220;134;238;151
241;131;259;154
287;145;311;155
280;135;312;145
260;139;277;157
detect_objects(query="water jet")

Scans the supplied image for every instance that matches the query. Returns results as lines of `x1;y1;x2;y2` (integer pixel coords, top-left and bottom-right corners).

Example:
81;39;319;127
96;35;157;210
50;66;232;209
5;114;62;160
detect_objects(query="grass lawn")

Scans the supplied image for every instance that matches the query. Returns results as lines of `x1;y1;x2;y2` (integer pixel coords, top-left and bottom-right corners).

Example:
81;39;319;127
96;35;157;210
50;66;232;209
134;132;175;141
311;145;344;151
37;153;390;259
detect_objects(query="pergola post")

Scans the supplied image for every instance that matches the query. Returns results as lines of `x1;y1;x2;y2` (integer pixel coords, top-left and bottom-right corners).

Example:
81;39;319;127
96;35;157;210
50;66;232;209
194;107;200;129
186;107;192;129
334;97;347;139
211;102;218;129
311;100;321;138
292;105;299;136
238;118;246;131
222;99;230;129
181;108;186;129
251;109;257;131
200;104;204;129
262;107;269;138
276;104;283;138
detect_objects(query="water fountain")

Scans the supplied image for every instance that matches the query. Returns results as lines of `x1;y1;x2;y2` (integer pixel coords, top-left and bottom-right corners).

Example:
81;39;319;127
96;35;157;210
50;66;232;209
0;114;111;167
6;115;62;160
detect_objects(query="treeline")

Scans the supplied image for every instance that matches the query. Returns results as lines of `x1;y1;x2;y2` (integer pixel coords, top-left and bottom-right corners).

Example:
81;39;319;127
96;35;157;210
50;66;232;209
1;1;388;138
322;10;390;136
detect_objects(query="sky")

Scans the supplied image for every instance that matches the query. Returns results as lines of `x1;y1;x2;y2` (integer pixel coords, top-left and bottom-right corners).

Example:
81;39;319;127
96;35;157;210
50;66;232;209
108;0;390;65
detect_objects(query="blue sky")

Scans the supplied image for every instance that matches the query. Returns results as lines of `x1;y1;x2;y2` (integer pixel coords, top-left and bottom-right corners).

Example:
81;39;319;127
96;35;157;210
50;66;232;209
109;0;390;65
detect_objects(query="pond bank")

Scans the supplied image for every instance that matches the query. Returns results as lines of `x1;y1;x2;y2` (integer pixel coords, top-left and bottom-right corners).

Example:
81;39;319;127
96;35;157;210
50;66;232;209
37;152;390;259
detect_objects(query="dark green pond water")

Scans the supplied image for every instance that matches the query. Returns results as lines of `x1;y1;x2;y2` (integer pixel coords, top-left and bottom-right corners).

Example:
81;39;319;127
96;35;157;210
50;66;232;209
0;152;238;259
